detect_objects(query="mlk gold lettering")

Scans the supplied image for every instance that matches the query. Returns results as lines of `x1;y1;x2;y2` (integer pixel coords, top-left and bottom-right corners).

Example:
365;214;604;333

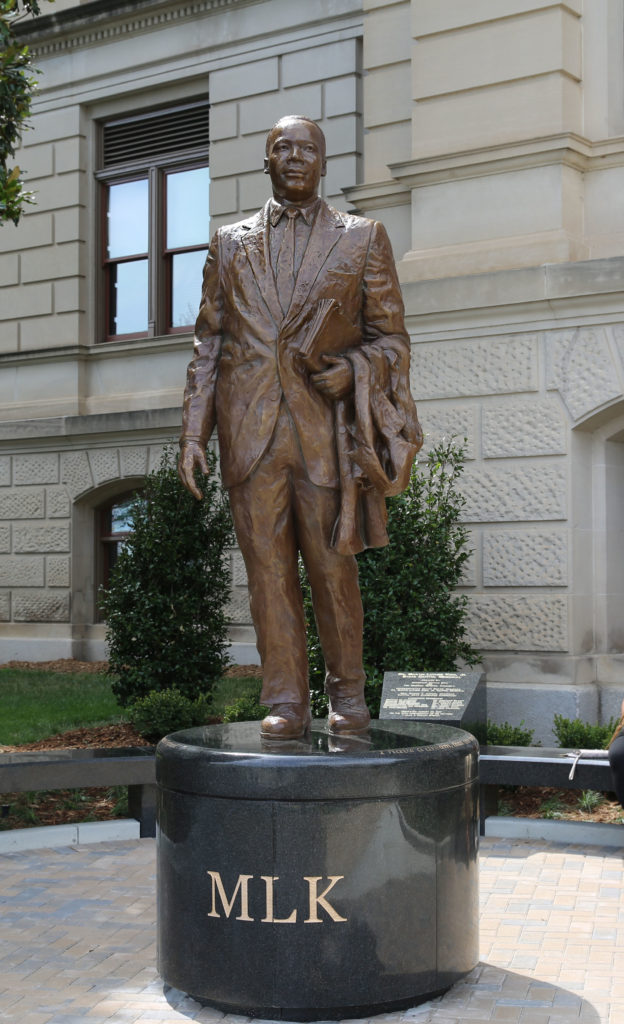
206;871;253;921
205;872;348;922
304;876;348;923
260;876;297;923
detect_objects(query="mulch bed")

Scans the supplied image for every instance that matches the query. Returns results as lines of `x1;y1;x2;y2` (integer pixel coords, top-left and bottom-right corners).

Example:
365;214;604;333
497;784;623;825
0;658;110;674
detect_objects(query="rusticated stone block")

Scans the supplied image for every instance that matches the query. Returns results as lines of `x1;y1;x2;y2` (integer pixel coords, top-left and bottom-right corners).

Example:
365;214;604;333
231;551;247;587
0;557;44;587
0;488;44;520
120;446;148;478
466;595;568;651
0;526;10;552
226;591;251;625
546;327;621;423
461;463;566;522
411;334;538;400
13;591;70;622
47;556;70;588
418;404;476;459
13;452;59;485
483;530;568;587
0;457;10;486
482;399;567;458
148;445;168;473
612;323;624;354
47;487;71;519
89;449;120;487
460;548;477;587
0;594;10;620
14;524;70;553
62;451;93;499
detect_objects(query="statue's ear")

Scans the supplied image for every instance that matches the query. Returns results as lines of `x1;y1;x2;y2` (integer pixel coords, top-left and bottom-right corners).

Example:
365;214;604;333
321;157;327;178
263;157;270;175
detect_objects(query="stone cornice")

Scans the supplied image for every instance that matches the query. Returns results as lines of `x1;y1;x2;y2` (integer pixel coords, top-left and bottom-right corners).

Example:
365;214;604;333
389;133;624;188
15;0;260;53
0;407;182;444
400;255;624;320
343;179;410;212
0;334;191;369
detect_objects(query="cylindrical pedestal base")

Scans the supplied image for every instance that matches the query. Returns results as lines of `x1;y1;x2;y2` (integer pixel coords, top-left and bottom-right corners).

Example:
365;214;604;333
157;721;479;1021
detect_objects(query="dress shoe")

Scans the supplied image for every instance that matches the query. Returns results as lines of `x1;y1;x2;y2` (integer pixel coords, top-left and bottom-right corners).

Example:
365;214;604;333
260;703;311;739
328;694;371;735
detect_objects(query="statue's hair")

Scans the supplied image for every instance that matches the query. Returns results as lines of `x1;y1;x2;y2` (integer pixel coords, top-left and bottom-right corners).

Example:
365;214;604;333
265;115;326;157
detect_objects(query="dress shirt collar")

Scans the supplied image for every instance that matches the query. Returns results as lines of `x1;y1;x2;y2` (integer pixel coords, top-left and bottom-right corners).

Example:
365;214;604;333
269;195;321;227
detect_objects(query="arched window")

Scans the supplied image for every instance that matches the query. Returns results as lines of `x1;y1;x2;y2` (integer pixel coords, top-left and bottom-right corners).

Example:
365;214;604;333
98;492;141;599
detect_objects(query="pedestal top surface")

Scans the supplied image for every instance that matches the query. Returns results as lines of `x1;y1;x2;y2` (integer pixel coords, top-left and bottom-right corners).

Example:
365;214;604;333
166;720;465;756
156;722;478;800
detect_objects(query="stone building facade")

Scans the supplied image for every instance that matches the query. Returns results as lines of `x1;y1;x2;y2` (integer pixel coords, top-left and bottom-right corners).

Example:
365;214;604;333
2;0;624;740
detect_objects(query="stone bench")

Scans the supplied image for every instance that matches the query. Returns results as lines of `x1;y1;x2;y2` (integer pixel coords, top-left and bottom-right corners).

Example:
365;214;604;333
0;742;616;842
479;745;615;834
0;746;157;837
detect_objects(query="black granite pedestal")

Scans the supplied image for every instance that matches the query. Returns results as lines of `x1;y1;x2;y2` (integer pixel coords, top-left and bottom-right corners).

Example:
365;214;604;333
156;721;479;1021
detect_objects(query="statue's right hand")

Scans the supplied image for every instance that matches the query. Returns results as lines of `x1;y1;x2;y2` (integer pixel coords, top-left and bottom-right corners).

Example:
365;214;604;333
178;440;211;500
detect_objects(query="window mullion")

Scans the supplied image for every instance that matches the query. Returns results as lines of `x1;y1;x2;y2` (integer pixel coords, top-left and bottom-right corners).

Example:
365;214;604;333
148;165;160;337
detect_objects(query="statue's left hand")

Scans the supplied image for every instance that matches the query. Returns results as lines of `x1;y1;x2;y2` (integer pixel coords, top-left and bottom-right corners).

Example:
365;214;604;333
178;440;211;500
311;356;353;400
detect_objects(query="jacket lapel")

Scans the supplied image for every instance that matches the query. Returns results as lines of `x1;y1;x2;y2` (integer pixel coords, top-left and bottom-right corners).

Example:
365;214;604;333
240;201;282;328
283;201;345;329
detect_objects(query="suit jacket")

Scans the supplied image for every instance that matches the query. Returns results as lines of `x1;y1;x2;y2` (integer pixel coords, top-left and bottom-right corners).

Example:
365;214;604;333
181;198;420;505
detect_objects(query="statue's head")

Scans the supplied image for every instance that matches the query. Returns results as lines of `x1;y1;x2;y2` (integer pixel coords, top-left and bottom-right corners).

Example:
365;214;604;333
263;115;327;204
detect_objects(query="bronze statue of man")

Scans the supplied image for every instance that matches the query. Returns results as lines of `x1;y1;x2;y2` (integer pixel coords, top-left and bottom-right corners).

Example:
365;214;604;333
178;115;422;739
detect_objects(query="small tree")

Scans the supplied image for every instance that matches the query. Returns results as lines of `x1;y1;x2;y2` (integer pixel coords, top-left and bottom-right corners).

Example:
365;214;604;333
1;0;53;226
101;446;233;708
304;439;479;715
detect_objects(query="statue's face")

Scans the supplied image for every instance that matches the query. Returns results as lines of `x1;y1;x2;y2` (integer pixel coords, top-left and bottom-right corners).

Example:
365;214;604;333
264;119;327;204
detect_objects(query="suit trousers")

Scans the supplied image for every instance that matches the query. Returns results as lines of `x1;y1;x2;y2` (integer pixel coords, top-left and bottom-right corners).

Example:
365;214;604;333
228;402;366;707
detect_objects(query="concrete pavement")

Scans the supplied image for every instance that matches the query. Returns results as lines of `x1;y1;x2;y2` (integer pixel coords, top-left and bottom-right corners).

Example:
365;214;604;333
0;836;622;1024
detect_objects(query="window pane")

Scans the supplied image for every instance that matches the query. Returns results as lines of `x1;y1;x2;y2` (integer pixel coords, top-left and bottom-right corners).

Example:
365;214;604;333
171;249;207;327
166;167;210;249
107;179;149;258
110;496;136;534
109;259;148;335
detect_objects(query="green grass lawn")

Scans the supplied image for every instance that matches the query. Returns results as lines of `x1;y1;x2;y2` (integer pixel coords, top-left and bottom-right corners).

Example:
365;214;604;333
0;668;129;745
209;674;262;716
0;667;263;746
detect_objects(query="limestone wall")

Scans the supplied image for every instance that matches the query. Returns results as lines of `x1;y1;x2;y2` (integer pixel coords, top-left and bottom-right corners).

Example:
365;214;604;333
405;259;624;738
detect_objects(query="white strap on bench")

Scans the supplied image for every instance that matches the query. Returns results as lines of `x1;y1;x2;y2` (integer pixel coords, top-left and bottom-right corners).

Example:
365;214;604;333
565;749;610;780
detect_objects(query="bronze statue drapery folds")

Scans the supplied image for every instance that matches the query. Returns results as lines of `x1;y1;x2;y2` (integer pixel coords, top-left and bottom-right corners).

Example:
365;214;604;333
178;115;422;739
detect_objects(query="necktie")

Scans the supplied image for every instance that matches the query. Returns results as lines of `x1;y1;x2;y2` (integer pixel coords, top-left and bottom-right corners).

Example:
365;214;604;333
276;207;299;314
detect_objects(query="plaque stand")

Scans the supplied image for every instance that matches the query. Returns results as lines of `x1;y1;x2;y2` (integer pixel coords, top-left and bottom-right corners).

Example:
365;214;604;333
380;670;486;732
157;721;479;1021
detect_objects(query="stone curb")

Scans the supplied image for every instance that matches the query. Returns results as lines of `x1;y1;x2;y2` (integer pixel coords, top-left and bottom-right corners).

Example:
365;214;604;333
0;816;140;852
484;814;624;846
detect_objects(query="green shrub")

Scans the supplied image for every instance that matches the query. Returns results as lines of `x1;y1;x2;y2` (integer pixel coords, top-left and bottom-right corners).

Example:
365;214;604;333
101;446;233;708
129;688;213;743
222;692;269;723
577;790;604;813
483;720;535;747
303;439;479;716
552;714;619;750
310;689;329;718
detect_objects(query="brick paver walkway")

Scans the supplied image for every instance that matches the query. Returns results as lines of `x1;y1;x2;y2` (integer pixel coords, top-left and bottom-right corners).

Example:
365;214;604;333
0;837;622;1023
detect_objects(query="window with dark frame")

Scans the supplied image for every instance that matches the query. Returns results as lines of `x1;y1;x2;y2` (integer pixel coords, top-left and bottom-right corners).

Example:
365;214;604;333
97;100;210;341
98;493;138;592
